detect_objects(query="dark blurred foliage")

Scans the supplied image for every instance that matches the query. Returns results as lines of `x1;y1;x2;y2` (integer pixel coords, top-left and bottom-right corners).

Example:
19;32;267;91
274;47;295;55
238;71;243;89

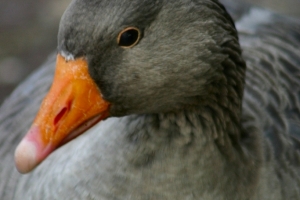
0;0;70;104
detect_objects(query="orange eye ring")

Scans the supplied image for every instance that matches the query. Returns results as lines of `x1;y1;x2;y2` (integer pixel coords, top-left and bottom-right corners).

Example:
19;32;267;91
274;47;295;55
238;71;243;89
117;27;141;48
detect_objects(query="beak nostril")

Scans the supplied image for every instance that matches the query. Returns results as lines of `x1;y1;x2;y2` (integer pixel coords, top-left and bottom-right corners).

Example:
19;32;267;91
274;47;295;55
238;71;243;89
54;107;68;125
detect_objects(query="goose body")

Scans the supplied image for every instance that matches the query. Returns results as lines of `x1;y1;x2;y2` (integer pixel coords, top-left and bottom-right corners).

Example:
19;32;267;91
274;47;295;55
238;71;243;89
1;0;300;199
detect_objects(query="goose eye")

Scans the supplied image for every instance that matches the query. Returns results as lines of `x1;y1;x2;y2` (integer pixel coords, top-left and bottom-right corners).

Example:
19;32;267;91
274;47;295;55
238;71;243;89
117;27;141;48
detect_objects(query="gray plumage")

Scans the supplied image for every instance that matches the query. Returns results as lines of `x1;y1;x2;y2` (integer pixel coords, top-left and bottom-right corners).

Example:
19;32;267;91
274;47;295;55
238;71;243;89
1;0;300;199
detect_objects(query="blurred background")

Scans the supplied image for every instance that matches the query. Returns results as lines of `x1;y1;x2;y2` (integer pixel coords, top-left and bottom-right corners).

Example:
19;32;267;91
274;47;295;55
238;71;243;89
0;0;300;105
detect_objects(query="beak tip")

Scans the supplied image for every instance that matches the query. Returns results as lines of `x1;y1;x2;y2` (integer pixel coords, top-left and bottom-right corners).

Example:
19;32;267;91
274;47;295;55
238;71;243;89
15;139;38;174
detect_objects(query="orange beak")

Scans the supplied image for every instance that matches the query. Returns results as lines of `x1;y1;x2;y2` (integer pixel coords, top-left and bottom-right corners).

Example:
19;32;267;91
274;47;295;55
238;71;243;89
15;54;110;173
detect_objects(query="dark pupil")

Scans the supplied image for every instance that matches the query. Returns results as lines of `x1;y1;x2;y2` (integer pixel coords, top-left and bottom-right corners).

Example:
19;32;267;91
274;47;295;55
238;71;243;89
119;29;139;46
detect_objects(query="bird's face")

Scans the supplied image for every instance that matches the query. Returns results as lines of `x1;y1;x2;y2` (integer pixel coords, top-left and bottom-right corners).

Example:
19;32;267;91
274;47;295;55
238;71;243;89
15;0;241;173
57;0;234;115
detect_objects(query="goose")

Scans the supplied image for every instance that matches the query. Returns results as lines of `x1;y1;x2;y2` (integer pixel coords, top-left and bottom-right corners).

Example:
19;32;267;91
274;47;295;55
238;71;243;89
1;0;300;199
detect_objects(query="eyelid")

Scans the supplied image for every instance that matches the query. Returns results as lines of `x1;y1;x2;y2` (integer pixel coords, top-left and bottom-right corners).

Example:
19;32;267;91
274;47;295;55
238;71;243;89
117;27;141;48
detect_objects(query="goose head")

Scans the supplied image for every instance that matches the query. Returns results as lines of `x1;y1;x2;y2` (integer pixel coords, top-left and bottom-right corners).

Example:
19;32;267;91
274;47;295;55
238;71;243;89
15;0;245;173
